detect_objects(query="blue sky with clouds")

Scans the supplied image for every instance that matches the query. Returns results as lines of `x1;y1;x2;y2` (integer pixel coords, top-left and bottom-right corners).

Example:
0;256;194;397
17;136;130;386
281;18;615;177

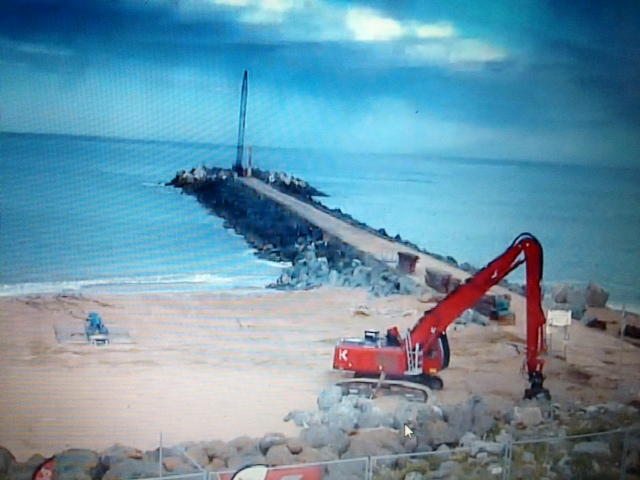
1;0;639;165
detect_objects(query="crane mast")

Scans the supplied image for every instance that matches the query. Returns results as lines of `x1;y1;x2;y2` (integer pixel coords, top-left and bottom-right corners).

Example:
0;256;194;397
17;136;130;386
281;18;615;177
233;70;248;175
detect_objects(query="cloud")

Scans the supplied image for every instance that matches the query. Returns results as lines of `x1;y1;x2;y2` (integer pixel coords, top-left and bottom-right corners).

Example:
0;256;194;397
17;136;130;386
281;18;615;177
345;8;404;41
344;8;456;42
190;0;507;67
405;38;508;67
413;22;456;39
207;0;298;24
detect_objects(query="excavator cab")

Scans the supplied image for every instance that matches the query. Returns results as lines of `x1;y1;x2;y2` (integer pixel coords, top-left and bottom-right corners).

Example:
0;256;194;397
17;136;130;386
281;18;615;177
333;327;450;400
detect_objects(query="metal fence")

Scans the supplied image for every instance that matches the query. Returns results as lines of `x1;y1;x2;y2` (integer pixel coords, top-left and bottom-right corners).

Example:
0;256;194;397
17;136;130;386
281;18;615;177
134;424;639;480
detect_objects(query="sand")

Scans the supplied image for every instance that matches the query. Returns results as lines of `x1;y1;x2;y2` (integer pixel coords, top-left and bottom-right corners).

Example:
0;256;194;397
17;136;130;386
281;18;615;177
1;287;639;462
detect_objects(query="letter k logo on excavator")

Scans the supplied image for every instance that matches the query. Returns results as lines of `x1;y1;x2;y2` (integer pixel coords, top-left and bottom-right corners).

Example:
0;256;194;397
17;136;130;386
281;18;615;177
339;349;348;362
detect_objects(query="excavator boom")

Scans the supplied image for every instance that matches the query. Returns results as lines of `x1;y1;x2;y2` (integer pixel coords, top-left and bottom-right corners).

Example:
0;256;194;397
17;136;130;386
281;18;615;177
333;233;550;400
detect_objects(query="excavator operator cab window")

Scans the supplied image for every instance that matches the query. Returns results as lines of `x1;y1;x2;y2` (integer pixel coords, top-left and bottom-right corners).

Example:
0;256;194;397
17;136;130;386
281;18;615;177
364;329;380;345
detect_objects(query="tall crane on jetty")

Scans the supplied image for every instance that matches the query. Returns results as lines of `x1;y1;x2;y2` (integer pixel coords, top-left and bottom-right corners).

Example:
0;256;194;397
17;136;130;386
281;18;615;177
233;70;248;176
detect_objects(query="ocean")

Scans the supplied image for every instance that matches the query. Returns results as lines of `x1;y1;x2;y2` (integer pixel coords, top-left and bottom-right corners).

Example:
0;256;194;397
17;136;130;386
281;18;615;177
2;133;639;310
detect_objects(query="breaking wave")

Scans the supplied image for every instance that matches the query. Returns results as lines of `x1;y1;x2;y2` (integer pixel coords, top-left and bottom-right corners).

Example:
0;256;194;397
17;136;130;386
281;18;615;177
0;273;277;297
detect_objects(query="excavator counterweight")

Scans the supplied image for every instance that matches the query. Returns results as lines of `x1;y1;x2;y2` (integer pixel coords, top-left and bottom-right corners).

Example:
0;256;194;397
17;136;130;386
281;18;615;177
333;233;550;401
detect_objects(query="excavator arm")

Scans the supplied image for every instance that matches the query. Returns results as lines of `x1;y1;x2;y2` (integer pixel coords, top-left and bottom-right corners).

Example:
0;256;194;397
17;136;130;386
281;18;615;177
333;232;550;400
405;232;547;398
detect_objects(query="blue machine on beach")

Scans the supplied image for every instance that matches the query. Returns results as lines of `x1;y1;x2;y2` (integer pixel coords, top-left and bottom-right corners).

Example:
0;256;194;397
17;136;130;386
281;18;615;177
86;312;109;345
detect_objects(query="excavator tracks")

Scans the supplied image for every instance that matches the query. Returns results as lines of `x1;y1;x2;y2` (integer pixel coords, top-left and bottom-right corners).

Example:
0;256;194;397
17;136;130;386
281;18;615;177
335;378;431;403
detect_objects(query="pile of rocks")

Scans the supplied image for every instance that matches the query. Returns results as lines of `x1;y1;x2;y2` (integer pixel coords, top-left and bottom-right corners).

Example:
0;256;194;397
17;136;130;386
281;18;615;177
269;244;426;297
168;168;531;297
169;168;427;297
250;169;327;200
168;166;229;188
2;394;638;480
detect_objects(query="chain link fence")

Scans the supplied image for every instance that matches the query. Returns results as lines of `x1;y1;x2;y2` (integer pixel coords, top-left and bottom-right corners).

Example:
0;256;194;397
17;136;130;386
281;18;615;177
125;424;639;480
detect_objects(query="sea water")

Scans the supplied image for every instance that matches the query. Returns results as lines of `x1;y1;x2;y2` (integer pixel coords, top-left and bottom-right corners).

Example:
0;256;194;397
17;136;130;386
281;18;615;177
2;133;639;310
0;133;283;296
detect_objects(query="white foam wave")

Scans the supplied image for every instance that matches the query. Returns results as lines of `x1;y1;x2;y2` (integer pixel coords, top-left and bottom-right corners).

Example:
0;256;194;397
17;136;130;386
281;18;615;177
0;273;276;297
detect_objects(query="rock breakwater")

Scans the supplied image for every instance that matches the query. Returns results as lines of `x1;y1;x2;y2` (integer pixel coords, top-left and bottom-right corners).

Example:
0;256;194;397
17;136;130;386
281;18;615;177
169;167;424;296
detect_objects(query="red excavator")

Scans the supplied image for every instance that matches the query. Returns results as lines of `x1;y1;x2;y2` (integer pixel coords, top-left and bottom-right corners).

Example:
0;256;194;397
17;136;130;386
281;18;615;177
333;232;550;401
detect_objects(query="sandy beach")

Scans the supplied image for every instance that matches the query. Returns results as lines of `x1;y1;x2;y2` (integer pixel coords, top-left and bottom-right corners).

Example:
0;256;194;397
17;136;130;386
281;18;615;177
1;286;639;462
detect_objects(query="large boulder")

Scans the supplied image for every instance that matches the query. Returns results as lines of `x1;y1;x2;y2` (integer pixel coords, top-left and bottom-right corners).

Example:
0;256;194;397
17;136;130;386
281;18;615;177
513;406;543;428
226;453;265;471
552;284;571;303
326;399;359;431
317;386;343;411
56;449;101;480
300;425;349;455
0;447;15;479
102;459;159;480
552;284;586;319
393;401;425;429
441;396;495;440
203;440;235;464
357;408;395;429
584;282;609;308
342;428;404;458
101;444;143;467
227;436;259;456
264;445;294;466
285;438;304;455
161;456;185;473
8;455;45;480
295;446;337;464
258;433;286;456
351;266;373;288
284;410;325;427
419;420;458;447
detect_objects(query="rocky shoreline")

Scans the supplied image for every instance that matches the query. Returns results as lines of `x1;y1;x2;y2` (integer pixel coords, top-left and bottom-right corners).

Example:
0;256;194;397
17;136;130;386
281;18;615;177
2;391;638;480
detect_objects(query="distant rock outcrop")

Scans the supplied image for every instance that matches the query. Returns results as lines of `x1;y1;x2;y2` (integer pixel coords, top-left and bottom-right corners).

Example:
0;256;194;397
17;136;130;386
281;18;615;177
585;282;609;308
551;283;587;319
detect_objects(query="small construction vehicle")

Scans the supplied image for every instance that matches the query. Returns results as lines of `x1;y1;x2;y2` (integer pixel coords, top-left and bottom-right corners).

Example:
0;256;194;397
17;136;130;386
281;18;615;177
85;312;110;345
333;232;550;401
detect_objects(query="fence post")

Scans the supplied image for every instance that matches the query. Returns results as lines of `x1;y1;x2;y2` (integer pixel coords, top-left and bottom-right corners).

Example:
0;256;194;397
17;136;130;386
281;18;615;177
620;427;630;480
502;440;512;480
177;446;206;473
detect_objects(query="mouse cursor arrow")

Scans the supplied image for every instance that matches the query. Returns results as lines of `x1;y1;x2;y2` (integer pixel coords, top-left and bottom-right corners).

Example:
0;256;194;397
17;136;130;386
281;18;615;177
403;425;414;439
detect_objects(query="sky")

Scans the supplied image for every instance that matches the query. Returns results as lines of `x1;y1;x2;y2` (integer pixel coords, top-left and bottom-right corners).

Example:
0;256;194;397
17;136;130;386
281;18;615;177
1;0;639;165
